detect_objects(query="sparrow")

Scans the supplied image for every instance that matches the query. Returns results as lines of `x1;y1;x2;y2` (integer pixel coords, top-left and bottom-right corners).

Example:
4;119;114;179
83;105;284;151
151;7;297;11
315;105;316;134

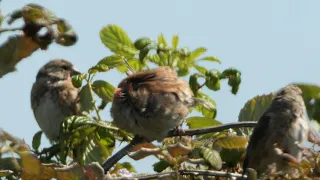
111;66;206;142
242;85;309;176
31;59;81;143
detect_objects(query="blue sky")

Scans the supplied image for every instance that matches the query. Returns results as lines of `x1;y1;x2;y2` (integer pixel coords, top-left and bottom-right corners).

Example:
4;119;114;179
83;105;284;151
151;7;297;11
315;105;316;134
1;0;320;173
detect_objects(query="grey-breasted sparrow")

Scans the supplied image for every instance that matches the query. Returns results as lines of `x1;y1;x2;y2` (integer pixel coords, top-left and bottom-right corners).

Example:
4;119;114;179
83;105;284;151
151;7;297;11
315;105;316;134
243;85;309;175
111;66;207;142
31;59;81;142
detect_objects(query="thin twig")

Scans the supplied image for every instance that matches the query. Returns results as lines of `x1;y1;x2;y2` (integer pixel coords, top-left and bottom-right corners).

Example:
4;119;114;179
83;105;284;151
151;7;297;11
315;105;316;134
107;169;247;180
102;121;257;173
168;121;257;137
0;27;23;33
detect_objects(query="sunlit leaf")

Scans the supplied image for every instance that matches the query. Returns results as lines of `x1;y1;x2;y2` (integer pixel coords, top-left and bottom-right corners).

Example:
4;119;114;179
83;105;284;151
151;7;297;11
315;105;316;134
238;93;274;122
200;147;222;170
100;24;137;58
158;34;168;47
197;56;221;64
214;136;248;149
134;37;153;50
91;80;116;102
294;83;320;123
32;131;42;152
172;35;179;50
194;91;217;119
119;162;136;173
189;47;206;62
186;116;222;129
179;47;191;57
193;64;207;74
116;58;143;73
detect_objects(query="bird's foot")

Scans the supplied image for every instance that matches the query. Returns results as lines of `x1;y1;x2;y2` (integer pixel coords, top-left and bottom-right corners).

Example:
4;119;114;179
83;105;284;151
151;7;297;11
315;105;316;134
173;125;185;136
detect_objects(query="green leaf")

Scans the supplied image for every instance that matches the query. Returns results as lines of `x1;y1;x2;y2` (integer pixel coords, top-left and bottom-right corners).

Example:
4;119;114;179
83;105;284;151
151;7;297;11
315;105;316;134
119;162;136;173
193;64;207;74
91;80;116;102
134;37;153;50
139;44;156;62
200;147;222;170
205;70;221;91
179;47;191;57
88;64;109;74
153;159;170;172
238;93;274;122
197;56;221;64
294;83;320;122
220;68;242;94
146;54;161;64
116;58;143;73
189;47;207;62
32;131;42;152
186;116;222;129
195;91;217;119
172;35;179;49
158;34;168;47
238;93;274;135
177;66;189;76
220;149;244;167
0;170;14;177
100;24;137;58
214;136;248;149
0;10;3;27
189;74;201;94
71;74;85;88
98;55;124;68
79;84;95;114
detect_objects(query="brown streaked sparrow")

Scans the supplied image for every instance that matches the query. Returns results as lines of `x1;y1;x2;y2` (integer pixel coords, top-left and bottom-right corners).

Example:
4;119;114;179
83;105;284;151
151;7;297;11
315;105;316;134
31;59;81;143
111;66;206;142
243;85;309;176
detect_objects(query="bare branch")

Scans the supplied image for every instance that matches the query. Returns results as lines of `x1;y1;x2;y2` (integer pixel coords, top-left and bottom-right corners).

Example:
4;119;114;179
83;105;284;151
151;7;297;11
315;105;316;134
107;170;247;180
102;121;257;173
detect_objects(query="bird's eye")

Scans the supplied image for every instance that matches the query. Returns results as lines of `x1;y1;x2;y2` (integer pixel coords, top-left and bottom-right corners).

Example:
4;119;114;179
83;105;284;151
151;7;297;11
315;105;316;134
61;66;69;70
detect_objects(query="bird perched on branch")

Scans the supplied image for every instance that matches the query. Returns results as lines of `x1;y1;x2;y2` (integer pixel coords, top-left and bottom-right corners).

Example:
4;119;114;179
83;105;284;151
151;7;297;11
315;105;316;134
111;66;208;142
243;85;309;176
31;59;81;142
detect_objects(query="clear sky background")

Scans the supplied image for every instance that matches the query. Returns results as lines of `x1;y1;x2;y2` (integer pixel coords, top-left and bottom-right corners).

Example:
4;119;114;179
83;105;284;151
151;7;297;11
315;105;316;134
1;0;320;173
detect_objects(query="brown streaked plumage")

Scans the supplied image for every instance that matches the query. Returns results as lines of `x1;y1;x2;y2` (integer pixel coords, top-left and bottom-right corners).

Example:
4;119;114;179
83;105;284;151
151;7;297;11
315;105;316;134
243;85;309;176
111;66;207;141
31;59;81;142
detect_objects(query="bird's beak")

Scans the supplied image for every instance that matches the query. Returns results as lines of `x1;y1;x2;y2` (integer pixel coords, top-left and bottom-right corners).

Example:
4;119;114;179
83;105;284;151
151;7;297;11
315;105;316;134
71;68;81;76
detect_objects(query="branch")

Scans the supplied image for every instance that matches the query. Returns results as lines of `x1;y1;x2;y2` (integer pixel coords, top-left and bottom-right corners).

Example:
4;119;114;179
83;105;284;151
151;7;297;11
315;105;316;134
108;170;247;180
101;121;257;173
168;121;257;137
101;136;147;173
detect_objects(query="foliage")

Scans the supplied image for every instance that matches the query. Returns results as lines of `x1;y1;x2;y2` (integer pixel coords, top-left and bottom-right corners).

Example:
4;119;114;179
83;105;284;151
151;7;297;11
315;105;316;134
1;2;320;180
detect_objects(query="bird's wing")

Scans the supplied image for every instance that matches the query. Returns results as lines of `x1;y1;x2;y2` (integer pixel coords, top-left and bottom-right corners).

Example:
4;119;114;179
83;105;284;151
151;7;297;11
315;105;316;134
123;67;192;115
243;113;271;174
